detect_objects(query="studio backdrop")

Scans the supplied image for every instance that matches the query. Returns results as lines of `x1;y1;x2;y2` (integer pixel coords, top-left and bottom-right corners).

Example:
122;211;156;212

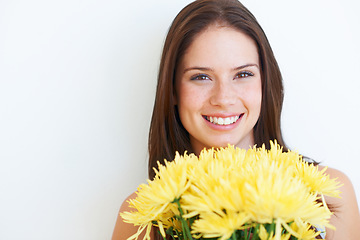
0;0;359;239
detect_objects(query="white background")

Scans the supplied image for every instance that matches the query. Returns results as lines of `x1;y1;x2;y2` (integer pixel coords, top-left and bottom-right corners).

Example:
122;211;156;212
0;0;359;239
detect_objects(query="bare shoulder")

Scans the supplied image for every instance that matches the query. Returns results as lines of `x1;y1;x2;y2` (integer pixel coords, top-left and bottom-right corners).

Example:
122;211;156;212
319;166;358;207
318;166;360;240
120;192;138;212
112;192;154;240
319;166;352;185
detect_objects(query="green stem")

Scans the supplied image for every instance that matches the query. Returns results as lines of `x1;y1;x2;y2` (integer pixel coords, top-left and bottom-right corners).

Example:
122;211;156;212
270;224;275;240
174;199;193;240
159;230;166;240
246;227;252;240
231;232;237;240
252;224;260;240
166;227;176;240
268;220;275;240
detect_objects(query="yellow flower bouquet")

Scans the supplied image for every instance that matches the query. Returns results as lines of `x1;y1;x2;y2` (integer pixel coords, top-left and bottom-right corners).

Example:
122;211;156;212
120;141;341;240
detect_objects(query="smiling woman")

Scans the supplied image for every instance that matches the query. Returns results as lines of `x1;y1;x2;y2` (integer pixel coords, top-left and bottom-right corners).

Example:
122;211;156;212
175;25;262;155
112;0;360;239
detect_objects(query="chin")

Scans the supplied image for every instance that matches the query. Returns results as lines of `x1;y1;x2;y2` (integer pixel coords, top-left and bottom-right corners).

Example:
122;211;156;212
206;140;239;149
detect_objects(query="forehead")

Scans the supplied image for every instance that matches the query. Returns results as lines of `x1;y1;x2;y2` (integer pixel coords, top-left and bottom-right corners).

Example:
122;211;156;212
181;25;259;68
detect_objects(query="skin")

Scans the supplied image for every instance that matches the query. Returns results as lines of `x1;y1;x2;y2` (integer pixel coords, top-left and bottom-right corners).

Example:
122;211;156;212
175;25;262;155
318;166;360;239
112;25;360;240
112;192;154;240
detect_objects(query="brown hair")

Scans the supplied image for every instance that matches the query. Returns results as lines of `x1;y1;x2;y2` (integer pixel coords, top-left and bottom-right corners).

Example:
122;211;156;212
149;0;286;180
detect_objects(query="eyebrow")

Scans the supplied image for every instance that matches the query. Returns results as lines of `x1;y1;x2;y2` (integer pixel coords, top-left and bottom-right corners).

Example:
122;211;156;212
183;63;259;73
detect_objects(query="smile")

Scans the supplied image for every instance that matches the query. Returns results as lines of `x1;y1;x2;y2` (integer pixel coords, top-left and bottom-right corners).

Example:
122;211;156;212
203;114;242;126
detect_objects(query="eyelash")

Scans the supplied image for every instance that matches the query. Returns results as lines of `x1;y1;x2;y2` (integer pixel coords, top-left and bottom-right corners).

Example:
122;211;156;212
190;71;254;81
190;74;210;81
235;71;254;78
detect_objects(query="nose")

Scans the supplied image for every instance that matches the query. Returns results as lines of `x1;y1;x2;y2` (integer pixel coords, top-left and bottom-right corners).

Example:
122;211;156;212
209;80;237;107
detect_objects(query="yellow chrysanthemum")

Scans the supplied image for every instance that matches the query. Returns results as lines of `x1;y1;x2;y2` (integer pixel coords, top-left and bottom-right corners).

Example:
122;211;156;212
279;218;321;240
244;161;332;227
120;151;196;239
191;211;251;240
182;147;249;218
258;224;291;240
121;141;341;240
183;143;336;236
296;160;342;197
182;171;248;218
214;145;249;169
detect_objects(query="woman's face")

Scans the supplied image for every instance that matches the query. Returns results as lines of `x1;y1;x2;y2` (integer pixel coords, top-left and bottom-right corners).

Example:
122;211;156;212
175;25;262;155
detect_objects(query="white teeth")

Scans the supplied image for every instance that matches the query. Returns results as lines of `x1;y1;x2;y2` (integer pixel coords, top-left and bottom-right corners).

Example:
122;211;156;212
206;115;240;125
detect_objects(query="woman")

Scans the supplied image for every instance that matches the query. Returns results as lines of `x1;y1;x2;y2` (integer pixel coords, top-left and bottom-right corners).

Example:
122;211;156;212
112;0;360;239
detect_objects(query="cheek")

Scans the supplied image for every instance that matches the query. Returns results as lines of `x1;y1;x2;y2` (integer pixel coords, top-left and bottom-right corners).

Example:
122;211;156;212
253;87;262;109
177;84;206;110
241;80;262;111
253;84;262;105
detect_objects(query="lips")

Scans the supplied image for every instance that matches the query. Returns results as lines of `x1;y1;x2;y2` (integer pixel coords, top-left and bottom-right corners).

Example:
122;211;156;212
203;114;243;126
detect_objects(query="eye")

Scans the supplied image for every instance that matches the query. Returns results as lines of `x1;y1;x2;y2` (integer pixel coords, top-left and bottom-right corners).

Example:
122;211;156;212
190;74;210;81
235;71;254;79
